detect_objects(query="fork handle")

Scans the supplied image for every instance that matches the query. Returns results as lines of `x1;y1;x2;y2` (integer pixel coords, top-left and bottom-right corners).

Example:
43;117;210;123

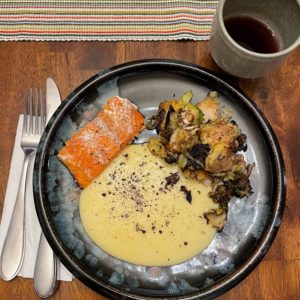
0;152;31;281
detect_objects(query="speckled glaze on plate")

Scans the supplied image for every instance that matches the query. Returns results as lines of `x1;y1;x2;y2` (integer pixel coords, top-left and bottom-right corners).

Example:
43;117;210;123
33;60;285;299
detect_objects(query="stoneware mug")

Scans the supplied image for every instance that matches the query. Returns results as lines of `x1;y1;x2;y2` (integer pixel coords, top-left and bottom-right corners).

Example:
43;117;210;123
209;0;300;78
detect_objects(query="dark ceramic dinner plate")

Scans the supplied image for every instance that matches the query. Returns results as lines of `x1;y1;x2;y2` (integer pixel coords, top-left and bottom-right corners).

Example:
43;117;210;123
33;59;285;299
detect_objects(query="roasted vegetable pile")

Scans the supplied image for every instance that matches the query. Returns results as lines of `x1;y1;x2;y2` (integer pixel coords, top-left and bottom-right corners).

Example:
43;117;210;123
146;91;255;231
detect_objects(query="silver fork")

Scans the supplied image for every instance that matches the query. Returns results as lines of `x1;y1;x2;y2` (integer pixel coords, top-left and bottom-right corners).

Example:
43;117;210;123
0;88;45;281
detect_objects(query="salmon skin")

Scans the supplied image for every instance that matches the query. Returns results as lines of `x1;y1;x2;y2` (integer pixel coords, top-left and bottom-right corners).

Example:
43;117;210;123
58;96;145;188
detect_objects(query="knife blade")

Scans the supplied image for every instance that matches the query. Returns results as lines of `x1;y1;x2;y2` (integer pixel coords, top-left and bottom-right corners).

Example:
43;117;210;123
46;77;61;123
33;77;61;298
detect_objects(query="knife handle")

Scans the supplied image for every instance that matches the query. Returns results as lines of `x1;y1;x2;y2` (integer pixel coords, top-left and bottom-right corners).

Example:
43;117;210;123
0;153;32;280
34;233;58;298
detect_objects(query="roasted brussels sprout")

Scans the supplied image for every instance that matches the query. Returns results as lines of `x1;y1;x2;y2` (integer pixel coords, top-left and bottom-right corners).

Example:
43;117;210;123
200;121;240;147
205;143;233;173
145;90;254;232
147;137;166;158
178;103;203;128
196;91;220;123
204;208;227;231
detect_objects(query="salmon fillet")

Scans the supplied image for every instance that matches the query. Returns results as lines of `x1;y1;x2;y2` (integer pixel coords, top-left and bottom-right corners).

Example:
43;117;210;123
58;96;144;188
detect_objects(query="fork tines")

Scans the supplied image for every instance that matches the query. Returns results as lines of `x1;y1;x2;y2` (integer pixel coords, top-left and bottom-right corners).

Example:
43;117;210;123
23;88;45;135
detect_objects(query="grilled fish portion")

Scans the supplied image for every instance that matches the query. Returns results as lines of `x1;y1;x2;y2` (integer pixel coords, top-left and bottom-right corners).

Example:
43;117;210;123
58;96;144;188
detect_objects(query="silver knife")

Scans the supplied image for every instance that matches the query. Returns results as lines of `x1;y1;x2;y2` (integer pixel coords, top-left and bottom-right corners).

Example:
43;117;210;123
33;78;61;298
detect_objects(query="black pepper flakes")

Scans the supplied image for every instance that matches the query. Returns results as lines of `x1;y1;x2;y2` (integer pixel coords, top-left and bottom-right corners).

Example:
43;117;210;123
135;223;146;234
180;186;192;203
165;172;180;188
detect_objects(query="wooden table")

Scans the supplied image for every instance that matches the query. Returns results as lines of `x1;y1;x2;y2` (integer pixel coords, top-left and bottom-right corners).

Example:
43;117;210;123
0;41;299;300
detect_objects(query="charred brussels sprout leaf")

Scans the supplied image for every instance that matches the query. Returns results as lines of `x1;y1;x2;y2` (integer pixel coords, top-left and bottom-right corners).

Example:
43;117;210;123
145;109;166;132
235;133;248;152
210;174;253;207
186;144;210;170
189;144;210;165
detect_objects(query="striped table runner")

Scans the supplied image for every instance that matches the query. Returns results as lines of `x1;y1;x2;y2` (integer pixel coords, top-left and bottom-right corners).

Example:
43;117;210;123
0;0;218;41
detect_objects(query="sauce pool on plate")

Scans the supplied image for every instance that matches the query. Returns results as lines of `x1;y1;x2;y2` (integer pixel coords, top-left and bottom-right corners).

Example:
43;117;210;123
80;144;218;266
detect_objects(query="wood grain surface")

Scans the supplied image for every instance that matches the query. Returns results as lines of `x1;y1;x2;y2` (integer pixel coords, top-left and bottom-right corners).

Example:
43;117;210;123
0;41;299;300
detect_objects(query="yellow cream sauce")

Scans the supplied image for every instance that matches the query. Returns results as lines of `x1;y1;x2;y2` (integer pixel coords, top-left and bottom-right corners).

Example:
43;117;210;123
80;144;218;266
